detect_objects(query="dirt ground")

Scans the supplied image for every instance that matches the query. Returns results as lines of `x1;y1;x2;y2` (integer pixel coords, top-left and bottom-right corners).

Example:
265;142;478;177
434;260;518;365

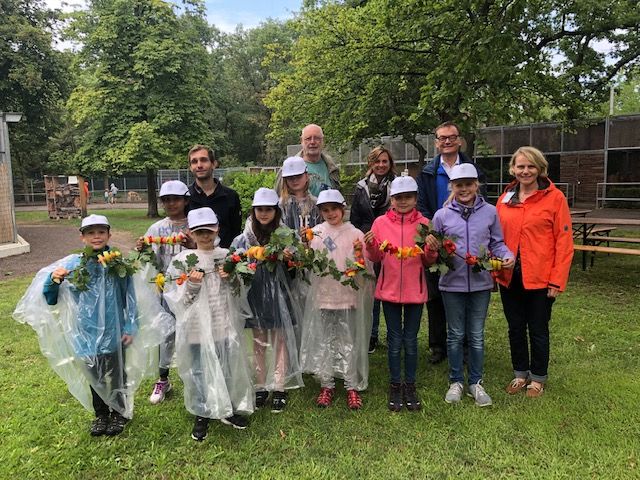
0;225;135;278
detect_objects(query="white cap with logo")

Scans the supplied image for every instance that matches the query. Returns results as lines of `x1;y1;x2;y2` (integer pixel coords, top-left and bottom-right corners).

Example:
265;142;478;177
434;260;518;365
281;156;307;178
390;176;418;196
316;189;346;206
80;214;110;232
188;207;219;231
159;180;190;197
449;163;478;181
252;188;280;207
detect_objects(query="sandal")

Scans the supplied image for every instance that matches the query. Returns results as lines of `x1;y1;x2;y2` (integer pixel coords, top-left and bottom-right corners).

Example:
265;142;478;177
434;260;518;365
526;381;544;398
505;377;528;395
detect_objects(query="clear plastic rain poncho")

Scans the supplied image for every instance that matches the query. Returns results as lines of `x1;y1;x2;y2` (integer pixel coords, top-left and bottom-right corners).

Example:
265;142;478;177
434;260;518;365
232;222;304;392
140;217;190;373
13;254;174;419
163;248;254;419
299;222;374;391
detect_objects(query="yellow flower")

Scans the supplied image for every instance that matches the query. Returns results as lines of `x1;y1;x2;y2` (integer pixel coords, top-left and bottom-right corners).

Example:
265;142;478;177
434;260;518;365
379;240;389;252
154;273;166;292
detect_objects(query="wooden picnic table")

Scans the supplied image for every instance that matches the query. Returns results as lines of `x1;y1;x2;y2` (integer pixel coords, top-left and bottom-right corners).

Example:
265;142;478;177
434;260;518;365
572;217;640;270
570;209;592;217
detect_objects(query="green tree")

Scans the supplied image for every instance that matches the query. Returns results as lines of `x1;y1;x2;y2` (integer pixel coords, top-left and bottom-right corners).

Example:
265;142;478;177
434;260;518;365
0;0;71;196
265;0;640;168
66;0;220;216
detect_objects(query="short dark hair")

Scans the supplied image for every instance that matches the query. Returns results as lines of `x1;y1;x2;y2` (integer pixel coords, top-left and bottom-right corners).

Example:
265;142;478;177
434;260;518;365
434;121;461;136
188;145;218;166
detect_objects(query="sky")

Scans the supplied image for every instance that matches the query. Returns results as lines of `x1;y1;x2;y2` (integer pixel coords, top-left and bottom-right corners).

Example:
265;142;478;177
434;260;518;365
46;0;303;32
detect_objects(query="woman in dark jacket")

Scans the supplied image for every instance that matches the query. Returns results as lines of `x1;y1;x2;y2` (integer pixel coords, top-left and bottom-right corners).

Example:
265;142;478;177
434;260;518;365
350;146;396;353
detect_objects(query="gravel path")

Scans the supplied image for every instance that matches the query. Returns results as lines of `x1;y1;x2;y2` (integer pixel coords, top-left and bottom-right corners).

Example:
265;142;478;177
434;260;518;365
0;224;136;278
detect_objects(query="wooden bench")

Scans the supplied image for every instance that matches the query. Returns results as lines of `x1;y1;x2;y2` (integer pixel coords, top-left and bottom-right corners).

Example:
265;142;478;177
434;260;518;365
585;235;640;246
572;226;616;238
573;244;640;269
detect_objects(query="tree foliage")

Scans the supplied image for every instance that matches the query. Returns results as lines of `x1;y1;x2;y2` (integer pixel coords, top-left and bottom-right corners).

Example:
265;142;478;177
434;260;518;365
265;0;640;167
0;0;70;193
65;0;220;216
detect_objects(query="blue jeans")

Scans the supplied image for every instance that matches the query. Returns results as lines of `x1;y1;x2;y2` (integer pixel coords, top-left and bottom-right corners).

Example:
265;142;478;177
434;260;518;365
441;290;491;385
371;299;381;338
382;302;423;384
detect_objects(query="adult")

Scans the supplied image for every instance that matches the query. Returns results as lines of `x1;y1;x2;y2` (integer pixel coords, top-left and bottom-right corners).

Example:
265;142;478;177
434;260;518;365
416;121;486;364
275;124;340;197
109;183;118;204
350;146;396;354
186;144;242;248
496;146;573;398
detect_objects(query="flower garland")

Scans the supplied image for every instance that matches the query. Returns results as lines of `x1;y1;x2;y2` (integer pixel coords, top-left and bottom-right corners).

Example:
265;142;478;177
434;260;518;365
143;233;187;245
65;246;137;291
378;239;424;259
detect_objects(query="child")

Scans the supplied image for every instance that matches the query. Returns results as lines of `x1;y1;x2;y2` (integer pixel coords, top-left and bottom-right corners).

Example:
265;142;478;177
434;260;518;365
300;189;373;409
231;188;304;413
13;214;173;437
364;176;438;412
430;164;515;406
279;156;322;232
163;207;253;441
140;180;193;405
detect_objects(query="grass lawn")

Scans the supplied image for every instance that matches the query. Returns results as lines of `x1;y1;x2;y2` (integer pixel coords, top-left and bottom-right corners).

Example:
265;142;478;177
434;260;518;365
3;211;640;478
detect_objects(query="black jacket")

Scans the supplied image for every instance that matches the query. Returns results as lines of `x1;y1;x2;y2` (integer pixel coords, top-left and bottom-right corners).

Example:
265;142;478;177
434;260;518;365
416;152;487;220
188;180;242;248
350;177;394;233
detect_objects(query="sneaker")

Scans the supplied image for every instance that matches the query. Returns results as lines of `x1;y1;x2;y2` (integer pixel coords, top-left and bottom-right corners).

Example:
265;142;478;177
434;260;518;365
255;390;269;409
368;336;378;354
191;416;209;441
149;379;172;404
346;389;362;410
316;387;335;408
467;382;493;407
404;383;422;411
271;391;288;413
220;414;248;430
388;383;404;412
445;382;464;404
105;412;127;436
90;415;109;436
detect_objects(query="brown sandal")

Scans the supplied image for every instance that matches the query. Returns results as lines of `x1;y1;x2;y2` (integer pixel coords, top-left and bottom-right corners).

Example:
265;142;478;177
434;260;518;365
505;378;528;395
526;382;544;398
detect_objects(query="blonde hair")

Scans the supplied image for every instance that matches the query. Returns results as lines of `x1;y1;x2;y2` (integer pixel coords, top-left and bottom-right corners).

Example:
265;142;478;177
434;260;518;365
365;146;396;175
444;179;481;206
280;172;310;203
509;146;548;178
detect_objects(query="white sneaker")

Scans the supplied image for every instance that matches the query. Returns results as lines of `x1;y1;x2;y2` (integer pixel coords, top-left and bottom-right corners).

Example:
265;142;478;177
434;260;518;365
445;382;464;403
149;380;172;404
467;382;493;407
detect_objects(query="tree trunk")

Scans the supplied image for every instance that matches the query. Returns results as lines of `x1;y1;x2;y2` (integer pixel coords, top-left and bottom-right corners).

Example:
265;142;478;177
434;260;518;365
146;168;159;218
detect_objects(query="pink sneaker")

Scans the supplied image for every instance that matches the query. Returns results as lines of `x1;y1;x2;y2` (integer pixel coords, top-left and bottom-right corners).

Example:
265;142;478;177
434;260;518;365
149;379;172;404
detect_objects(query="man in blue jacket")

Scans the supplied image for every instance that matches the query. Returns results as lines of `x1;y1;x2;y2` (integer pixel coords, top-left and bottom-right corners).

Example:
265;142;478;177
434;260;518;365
416;122;486;364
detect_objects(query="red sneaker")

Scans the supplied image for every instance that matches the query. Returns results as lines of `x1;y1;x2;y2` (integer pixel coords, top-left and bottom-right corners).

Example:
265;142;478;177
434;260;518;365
346;389;362;410
316;387;335;408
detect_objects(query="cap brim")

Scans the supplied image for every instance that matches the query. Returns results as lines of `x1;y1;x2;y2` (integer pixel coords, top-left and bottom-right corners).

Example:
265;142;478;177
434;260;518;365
191;225;218;232
79;224;110;232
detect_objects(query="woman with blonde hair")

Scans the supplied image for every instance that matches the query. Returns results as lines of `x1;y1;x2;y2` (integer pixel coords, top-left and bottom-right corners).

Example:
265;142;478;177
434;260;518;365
496;146;574;398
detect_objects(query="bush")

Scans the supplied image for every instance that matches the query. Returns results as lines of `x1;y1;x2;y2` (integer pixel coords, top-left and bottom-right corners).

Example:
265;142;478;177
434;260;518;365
224;170;277;217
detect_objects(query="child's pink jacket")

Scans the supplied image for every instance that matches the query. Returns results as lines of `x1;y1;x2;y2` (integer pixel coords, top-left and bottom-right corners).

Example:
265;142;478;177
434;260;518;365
365;208;437;304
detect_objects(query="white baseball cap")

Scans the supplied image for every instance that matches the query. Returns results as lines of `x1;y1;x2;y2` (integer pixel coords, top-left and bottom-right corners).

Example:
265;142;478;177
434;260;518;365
80;214;110;232
449;163;478;181
159;180;190;198
316;189;346;206
281;156;307;177
390;176;418;196
188;207;219;231
252;188;279;207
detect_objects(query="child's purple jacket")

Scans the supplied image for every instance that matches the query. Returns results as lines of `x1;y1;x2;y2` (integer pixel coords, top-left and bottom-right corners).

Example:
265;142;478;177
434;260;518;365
431;196;514;292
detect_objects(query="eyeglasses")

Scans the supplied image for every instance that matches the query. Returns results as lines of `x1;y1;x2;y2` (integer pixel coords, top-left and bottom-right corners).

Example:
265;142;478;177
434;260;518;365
302;136;324;142
436;135;459;142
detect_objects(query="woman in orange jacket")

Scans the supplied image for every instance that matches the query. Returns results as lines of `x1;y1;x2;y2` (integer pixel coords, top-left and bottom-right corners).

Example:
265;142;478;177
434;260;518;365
496;146;574;398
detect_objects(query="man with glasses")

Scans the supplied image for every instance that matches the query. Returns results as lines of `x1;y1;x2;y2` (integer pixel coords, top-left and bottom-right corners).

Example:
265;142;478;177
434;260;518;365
417;122;486;364
275;124;341;197
187;144;242;248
